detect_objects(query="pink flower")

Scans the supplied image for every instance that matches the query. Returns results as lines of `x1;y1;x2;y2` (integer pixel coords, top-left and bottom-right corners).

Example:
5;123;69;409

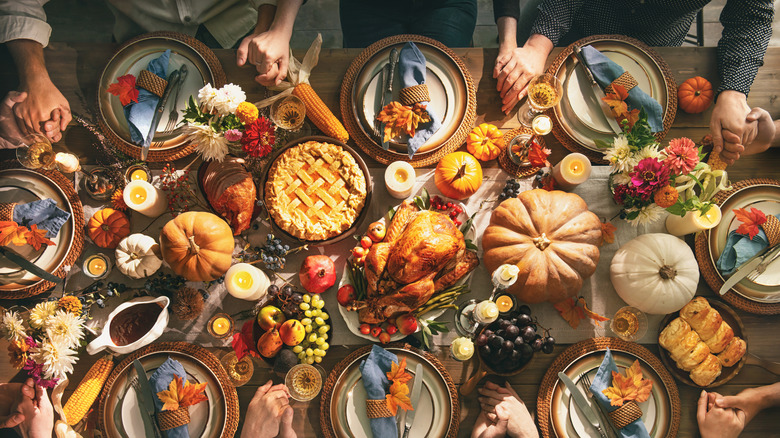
224;129;243;142
630;158;670;196
663;137;699;174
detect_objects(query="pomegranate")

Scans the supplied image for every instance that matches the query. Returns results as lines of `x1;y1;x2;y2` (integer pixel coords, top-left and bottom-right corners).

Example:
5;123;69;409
299;255;336;294
396;313;418;336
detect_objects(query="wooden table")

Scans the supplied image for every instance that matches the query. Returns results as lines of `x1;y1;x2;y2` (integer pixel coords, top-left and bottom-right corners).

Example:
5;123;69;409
1;44;779;438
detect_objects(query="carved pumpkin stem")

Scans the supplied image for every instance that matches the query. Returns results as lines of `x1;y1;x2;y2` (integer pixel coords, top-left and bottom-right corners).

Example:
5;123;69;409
532;233;551;250
455;164;467;179
659;265;677;280
187;235;200;255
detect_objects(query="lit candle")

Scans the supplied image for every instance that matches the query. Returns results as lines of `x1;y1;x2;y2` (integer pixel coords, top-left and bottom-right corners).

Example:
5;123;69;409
83;253;111;280
473;300;499;325
552;153;592;190
450;336;475;361
492;264;520;289
125;164;152;183
665;205;722;236
532;114;552;135
225;263;269;301
495;294;516;315
208;313;234;339
384;161;416;199
123;180;168;217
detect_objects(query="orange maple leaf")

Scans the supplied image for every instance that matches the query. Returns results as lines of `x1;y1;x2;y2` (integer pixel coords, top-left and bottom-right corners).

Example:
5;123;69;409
1;224;29;247
107;74;139;106
385;381;413;416
156;375;208;411
733;207;767;239
578;297;609;327
386;358;412;384
25;224;55;251
0;221;20;245
554;298;585;329
599;221;617;246
625;360;652;403
528;139;551;167
602;360;653;406
377;102;431;142
157;376;183;412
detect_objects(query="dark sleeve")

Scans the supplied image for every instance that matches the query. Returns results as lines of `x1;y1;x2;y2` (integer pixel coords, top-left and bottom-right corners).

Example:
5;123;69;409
492;0;520;22
716;0;774;97
528;0;584;46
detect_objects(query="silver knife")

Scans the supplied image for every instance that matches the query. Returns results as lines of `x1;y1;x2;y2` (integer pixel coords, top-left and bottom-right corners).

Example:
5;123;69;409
719;242;780;295
558;372;607;438
572;46;624;135
381;48;399;150
401;363;424;438
142;68;181;161
376;63;389;142
133;360;163;438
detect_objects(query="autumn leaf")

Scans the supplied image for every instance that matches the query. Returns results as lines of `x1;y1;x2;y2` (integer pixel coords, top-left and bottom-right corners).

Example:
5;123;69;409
528;139;551;167
1;224;29;247
386;357;413;384
107;74;139;106
610;84;629;101
157;376;183;411
25;224;54;251
554;298;585;329
156;375;208;411
625;360;652;403
377;102;431;142
179;380;208;408
385;381;413;416
0;221;20;245
599;221;617;246
602;95;628;119
733;207;767;239
602;360;653;406
578;297;609;327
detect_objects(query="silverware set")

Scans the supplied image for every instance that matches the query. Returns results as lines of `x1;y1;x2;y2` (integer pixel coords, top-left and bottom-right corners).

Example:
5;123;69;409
719;241;780;295
579;372;620;438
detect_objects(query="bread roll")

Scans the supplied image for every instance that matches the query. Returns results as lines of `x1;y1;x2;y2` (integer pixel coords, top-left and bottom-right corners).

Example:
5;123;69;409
690;354;722;386
703;321;734;354
677;342;710;371
717;337;746;367
693;308;723;340
669;331;701;361
680;297;712;330
659;317;691;351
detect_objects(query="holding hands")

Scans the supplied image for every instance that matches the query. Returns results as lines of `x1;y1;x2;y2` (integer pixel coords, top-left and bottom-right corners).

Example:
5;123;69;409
494;32;553;115
0;378;54;438
473;381;538;438
241;380;296;438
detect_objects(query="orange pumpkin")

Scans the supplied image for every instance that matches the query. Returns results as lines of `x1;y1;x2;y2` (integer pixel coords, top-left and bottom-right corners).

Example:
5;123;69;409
678;76;714;114
434;152;483;200
159;212;234;282
87;208;130;249
466;123;503;161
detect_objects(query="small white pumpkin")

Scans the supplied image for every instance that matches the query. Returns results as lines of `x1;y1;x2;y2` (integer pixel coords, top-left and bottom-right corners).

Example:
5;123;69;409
115;234;163;279
610;233;699;314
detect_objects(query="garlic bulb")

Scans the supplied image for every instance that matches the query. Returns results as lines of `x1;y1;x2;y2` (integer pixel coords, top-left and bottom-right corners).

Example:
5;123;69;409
492;264;519;289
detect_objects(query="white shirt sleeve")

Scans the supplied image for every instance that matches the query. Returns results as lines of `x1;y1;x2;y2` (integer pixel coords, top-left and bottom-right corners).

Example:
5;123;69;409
250;0;277;9
0;0;52;47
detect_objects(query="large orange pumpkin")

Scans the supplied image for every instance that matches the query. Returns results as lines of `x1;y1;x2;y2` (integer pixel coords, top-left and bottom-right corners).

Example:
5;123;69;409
87;208;130;249
678;76;714;114
466;123;503;161
482;190;602;303
434;152;483;200
159;212;234;282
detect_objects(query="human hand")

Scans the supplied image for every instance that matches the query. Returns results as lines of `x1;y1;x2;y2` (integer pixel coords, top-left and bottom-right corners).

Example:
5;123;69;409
240;380;291;438
13;383;53;438
13;77;70;143
478;381;538;438
697;390;745;438
494;34;552;115
710;90;751;165
0;91;28;147
715;386;771;425
740;107;777;155
0;379;36;429
472;404;509;438
237;29;291;87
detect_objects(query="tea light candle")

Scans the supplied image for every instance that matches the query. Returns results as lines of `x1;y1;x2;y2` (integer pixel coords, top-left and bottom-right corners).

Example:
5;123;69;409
665;205;722;236
495;294;516;315
123;180;168;217
125;164;152;183
208;313;234;339
385;161;416;199
225;263;269;301
492;264;520;289
450;336;474;361
83;253;111;280
532;114;552;135
552;153;592;190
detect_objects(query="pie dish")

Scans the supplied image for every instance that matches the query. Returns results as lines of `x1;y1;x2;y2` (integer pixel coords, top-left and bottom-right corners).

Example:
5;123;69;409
264;139;368;241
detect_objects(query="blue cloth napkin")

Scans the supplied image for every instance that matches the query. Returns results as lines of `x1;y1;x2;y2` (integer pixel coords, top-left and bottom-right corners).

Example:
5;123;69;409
398;42;441;158
13;199;70;238
580;45;664;133
149;357;189;438
125;49;170;146
589;349;650;438
715;215;779;275
359;345;398;438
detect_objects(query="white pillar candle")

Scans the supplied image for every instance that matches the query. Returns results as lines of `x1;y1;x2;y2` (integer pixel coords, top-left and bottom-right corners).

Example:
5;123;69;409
123;180;168;217
225;263;269;301
384;161;416;199
552;153;592;190
665;205;722;236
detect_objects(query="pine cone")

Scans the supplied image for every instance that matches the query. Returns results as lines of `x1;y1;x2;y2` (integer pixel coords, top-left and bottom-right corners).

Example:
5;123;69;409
172;287;204;320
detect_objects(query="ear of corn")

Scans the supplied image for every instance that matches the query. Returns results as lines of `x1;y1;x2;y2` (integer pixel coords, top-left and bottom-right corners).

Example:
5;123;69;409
62;354;114;426
292;83;349;142
707;151;727;171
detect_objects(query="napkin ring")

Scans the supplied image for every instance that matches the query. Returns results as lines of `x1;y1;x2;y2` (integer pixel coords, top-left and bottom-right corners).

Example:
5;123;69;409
400;84;430;106
0;203;17;222
608;400;642;429
137;70;168;98
365;399;394;418
763;215;780;246
158;406;190;430
605;71;639;96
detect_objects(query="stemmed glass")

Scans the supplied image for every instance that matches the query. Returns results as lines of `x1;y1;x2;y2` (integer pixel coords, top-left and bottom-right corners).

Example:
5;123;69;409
610;306;648;342
15;134;55;170
518;74;563;127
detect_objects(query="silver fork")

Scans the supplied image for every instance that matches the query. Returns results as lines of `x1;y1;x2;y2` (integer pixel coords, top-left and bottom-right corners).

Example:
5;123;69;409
152;64;188;148
747;244;780;282
580;373;620;438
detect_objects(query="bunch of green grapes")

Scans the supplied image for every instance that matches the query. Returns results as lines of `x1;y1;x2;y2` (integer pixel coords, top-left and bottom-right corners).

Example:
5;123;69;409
291;293;331;364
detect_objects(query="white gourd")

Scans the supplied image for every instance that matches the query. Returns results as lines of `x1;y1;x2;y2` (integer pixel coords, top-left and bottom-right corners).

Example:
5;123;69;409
115;234;163;279
610;233;699;314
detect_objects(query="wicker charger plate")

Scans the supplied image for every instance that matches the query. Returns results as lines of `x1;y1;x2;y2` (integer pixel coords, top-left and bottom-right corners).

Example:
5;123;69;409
0;162;84;300
546;35;677;164
340;34;476;168
695;178;780;314
498;127;545;178
537;337;680;438
97;342;239;438
97;31;227;162
320;343;459;438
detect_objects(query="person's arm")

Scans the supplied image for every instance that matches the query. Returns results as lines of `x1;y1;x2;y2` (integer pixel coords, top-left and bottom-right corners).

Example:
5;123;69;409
715;382;780;424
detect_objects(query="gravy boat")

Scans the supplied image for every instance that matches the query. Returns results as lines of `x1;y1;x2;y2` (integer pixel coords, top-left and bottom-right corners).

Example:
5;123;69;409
86;295;169;355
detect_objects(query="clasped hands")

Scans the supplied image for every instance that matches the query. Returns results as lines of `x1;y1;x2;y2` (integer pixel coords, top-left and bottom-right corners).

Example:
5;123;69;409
0;378;54;438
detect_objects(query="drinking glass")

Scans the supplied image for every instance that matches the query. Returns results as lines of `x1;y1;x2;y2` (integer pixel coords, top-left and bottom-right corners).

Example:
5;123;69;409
610;306;648;342
16;134;55;170
518;74;563;127
270;95;306;131
220;350;254;387
285;364;323;402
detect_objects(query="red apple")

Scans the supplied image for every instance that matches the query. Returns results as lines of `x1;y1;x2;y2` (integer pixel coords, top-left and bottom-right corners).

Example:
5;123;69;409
359;323;371;335
370;326;382;338
360;236;373;249
257;305;286;331
337;285;357;307
396;313;418;336
299;255;336;294
367;221;386;242
386;324;397;335
378;332;391;344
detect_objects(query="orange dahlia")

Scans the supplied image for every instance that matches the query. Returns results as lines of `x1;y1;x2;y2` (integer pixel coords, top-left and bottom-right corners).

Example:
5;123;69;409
236;102;259;125
58;295;83;316
654;185;679;208
111;189;128;211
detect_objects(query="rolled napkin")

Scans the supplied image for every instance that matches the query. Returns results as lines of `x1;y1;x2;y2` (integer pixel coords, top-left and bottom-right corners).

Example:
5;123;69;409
359;345;398;438
149;358;191;438
589;349;650;438
125;49;171;146
3;199;71;238
398;42;441;158
580;46;664;133
716;214;780;276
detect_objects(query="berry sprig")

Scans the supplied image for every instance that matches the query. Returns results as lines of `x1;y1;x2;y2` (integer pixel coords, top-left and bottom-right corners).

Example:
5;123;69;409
430;195;465;227
159;163;209;215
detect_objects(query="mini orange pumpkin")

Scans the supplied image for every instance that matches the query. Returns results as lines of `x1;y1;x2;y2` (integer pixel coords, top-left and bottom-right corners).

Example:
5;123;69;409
678;76;714;114
87;208;130;249
159;211;234;282
434;151;483;200
466;123;503;161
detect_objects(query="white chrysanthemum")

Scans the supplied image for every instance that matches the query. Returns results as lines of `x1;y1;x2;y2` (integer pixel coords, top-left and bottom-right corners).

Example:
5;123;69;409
612;172;631;185
198;83;218;113
212;84;246;116
2;311;27;342
184;123;229;162
604;135;634;174
29;302;57;329
31;337;77;380
45;310;84;349
627;204;665;227
636;145;662;161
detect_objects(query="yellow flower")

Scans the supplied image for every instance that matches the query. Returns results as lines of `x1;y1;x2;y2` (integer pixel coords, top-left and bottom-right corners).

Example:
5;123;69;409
58;296;82;317
29;302;57;329
236;101;259;125
8;339;29;369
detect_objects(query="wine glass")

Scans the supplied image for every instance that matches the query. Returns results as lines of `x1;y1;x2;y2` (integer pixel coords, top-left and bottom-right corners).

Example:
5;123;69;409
610;306;648;342
16;134;55;170
518;74;563;127
270;95;306;132
285;364;323;402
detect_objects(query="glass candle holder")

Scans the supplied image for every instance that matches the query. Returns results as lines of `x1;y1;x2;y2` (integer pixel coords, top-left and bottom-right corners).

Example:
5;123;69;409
81;167;117;201
125;164;152;183
450;336;475;362
83;253;111;280
507;133;534;166
220;350;254;387
610;306;648;342
208;313;234;339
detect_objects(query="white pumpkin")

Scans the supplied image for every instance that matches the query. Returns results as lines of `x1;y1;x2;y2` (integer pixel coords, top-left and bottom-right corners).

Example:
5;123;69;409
115;234;163;279
610;233;699;314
